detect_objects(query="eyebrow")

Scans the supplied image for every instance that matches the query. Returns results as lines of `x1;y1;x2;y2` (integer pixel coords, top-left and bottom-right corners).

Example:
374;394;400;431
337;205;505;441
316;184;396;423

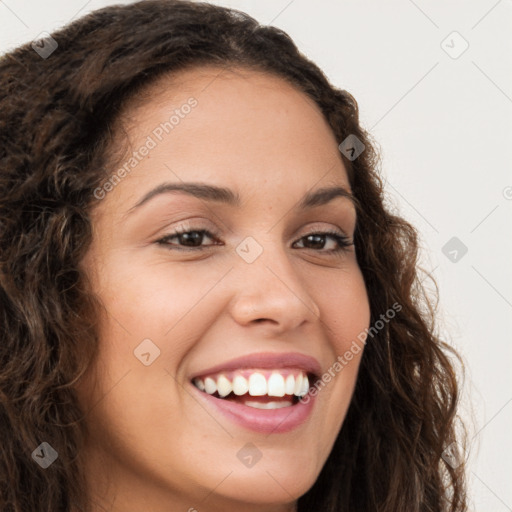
124;181;356;215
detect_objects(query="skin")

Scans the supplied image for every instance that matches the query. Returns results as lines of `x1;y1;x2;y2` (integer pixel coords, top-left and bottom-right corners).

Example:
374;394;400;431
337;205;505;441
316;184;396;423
77;66;371;512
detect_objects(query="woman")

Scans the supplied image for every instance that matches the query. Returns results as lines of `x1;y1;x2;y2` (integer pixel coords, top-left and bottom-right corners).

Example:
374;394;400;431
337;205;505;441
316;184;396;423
0;1;467;511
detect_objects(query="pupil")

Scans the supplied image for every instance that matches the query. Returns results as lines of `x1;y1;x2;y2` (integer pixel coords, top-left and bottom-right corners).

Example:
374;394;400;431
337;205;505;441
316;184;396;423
181;232;202;246
306;234;324;249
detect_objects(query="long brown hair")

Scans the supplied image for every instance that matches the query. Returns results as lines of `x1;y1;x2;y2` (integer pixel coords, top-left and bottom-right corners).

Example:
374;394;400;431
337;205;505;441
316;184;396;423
0;1;467;510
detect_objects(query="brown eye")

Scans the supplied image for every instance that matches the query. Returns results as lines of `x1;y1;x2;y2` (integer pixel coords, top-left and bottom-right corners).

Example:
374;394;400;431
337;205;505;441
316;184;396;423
157;229;220;250
293;231;352;253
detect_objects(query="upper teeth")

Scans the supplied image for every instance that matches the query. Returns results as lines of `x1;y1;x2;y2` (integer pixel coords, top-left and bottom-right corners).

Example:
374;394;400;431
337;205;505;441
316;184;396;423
193;371;310;398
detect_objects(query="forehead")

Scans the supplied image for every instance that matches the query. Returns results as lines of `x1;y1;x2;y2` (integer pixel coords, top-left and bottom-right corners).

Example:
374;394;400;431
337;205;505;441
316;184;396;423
99;65;352;214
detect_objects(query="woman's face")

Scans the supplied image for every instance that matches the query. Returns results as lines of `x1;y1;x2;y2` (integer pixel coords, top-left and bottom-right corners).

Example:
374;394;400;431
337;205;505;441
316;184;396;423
79;66;370;512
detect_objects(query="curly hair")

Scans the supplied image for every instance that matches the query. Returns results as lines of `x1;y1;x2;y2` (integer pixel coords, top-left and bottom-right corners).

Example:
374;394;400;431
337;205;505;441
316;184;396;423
0;1;467;511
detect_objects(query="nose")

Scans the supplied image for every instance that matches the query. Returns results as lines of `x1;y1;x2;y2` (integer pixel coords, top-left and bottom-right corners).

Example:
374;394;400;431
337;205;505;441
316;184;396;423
228;242;321;333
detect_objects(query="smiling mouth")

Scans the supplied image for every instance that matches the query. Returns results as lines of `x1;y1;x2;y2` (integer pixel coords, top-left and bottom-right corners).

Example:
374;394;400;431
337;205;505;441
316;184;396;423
191;369;313;409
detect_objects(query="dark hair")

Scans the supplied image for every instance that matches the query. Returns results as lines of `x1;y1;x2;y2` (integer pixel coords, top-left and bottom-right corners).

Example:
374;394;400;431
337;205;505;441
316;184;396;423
0;1;467;511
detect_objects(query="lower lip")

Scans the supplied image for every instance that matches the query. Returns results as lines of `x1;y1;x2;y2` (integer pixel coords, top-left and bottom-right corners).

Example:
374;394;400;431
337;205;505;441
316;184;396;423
190;383;317;434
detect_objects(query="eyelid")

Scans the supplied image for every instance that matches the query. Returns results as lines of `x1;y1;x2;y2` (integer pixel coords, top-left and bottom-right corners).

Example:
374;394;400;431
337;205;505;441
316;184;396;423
158;220;351;242
154;223;222;249
297;221;349;235
155;221;353;254
159;219;221;237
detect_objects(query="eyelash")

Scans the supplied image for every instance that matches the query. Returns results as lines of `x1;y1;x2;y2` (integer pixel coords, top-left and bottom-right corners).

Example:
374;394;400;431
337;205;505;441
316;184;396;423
155;227;353;254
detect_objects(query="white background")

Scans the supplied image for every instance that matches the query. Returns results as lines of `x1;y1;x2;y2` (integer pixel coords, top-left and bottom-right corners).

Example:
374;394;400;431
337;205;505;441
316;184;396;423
1;1;511;510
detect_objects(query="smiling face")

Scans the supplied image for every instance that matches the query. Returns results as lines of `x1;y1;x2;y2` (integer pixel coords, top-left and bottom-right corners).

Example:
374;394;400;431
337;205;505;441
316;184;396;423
78;66;371;512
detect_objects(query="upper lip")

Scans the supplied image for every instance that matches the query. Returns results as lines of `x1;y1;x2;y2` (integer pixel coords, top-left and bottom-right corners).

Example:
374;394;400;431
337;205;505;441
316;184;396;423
190;351;322;380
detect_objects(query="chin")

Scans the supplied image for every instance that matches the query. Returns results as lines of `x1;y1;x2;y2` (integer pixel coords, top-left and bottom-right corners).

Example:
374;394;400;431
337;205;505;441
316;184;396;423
190;448;322;507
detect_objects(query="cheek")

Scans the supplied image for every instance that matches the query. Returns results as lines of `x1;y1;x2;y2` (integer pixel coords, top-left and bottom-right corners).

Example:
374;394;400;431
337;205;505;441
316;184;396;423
94;251;230;343
79;266;229;429
82;254;238;395
77;252;232;425
302;265;369;438
306;264;371;350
